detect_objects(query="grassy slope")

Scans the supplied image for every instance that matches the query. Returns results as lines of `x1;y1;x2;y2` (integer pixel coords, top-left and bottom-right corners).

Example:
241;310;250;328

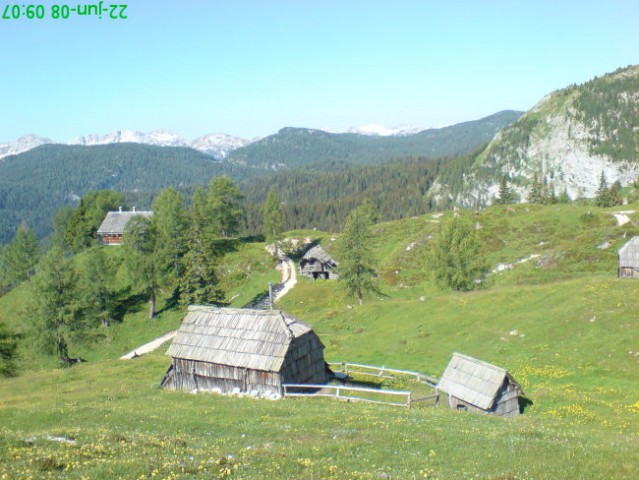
2;204;639;479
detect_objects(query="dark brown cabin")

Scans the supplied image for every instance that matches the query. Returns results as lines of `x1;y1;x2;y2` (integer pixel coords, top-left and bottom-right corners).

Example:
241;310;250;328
96;207;154;245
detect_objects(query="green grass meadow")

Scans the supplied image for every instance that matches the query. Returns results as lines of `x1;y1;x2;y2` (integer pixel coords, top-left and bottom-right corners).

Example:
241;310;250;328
2;203;639;479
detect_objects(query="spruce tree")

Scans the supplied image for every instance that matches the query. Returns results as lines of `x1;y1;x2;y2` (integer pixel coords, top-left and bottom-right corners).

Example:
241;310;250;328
3;223;39;286
527;173;544;204
335;203;378;305
152;188;188;290
0;321;18;377
496;176;514;204
595;171;612;207
81;247;120;328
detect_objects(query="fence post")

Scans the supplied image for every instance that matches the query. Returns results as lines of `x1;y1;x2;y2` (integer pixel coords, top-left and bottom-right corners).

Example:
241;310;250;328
336;386;340;398
435;387;440;407
408;392;412;409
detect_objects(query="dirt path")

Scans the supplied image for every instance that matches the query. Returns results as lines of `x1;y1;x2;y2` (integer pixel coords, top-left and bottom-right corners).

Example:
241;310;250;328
119;330;177;360
274;255;297;301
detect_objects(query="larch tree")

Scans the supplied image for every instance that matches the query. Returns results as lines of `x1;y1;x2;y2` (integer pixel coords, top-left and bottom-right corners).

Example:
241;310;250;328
179;187;223;306
123;216;163;319
208;176;245;238
262;187;284;243
335;202;378;305
32;246;80;362
428;213;488;291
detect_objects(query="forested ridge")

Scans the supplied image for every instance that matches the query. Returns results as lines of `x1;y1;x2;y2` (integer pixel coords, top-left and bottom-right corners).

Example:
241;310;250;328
0;143;260;243
0;112;521;244
228;110;522;170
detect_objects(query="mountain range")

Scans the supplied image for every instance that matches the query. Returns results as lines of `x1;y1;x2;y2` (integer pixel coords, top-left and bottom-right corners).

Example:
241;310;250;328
1;64;638;244
0;130;254;161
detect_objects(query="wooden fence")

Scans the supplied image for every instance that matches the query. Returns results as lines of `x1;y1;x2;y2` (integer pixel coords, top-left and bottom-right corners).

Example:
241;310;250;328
328;362;439;387
282;362;441;408
282;384;414;408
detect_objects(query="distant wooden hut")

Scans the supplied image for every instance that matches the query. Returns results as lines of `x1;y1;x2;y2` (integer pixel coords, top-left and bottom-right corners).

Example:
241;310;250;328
618;236;639;279
300;245;339;280
160;306;328;397
97;207;153;245
437;353;523;417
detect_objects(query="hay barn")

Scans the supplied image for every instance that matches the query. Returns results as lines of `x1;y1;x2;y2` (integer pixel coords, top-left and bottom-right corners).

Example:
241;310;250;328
437;353;523;417
97;207;154;245
299;245;339;280
160;306;328;397
618;236;639;279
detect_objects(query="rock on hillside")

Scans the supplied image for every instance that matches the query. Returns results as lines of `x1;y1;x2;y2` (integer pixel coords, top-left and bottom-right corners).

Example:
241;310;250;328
457;65;639;206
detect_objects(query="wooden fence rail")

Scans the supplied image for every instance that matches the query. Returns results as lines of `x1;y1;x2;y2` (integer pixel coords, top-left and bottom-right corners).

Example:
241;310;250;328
282;384;413;408
328;362;439;387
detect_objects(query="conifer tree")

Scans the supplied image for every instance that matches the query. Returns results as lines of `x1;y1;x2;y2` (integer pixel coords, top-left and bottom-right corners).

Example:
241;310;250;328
595;171;612;207
32;246;80;362
208;176;245;238
152;188;188;291
0;321;18;377
496;176;515;204
81;247;120;328
123;216;163;319
428;213;488;291
179;188;223;306
3;223;39;286
262;188;284;243
335;202;378;305
527;173;544;204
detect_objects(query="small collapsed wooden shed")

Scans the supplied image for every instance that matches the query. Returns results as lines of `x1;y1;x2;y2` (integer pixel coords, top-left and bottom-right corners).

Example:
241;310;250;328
437;353;523;417
618;236;639;279
160;306;328;397
299;245;339;280
97;207;154;245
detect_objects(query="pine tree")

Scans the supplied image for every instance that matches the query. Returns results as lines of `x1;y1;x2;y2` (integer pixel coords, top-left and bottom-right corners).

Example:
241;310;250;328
32;246;80;362
428;213;488;291
335;203;378;305
262;188;284;243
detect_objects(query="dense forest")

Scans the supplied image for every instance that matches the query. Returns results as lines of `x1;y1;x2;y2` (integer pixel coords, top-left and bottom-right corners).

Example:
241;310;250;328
0;143;261;243
0;113;521;244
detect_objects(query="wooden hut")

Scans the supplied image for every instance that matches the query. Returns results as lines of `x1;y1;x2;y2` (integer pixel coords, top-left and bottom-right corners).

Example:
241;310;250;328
299;245;339;280
618;236;639;279
437;353;523;417
97;207;154;245
160;306;328;397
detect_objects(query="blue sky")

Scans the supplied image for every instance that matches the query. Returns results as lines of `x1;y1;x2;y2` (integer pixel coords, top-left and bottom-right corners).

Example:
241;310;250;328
1;0;637;141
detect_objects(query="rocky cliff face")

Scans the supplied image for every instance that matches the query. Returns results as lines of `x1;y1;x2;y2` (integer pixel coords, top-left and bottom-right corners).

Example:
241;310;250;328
456;65;639;205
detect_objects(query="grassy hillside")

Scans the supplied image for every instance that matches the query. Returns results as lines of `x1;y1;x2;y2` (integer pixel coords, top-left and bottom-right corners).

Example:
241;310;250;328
2;203;639;479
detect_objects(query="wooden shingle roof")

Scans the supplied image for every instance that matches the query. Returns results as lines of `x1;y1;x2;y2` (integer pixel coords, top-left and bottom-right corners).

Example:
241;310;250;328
97;210;154;235
437;353;522;410
166;307;316;372
619;236;639;269
302;245;338;265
